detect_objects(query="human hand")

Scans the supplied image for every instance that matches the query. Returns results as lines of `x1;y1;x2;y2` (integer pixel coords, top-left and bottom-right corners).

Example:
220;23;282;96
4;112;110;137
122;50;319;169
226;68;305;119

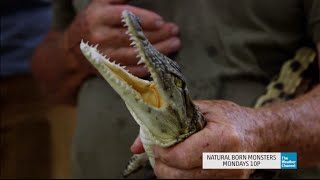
131;100;268;178
64;0;181;78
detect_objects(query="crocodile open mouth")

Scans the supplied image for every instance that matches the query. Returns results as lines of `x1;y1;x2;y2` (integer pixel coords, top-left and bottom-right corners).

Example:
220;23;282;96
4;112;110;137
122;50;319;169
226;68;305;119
80;11;165;109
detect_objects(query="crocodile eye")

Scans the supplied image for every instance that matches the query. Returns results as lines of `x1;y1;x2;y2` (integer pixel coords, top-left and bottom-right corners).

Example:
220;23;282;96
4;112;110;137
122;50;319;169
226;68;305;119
174;77;184;88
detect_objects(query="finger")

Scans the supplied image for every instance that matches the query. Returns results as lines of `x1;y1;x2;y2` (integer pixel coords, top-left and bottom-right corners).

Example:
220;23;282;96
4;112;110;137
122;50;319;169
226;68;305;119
101;47;139;66
126;65;150;78
95;22;179;48
153;128;214;170
93;27;131;47
100;5;165;30
153;37;181;56
100;37;181;66
143;23;179;44
130;136;145;154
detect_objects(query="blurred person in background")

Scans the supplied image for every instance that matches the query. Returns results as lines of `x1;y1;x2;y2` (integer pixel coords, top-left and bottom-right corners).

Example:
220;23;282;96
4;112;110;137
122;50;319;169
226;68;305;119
32;0;320;179
1;0;52;178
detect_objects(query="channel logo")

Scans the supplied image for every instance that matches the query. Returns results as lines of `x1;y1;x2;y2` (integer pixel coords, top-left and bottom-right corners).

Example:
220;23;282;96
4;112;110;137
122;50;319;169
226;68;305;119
281;152;297;169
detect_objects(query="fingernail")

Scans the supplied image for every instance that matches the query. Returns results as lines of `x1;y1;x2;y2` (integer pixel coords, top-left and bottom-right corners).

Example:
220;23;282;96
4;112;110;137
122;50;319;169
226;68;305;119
155;20;164;28
171;39;181;49
171;25;179;35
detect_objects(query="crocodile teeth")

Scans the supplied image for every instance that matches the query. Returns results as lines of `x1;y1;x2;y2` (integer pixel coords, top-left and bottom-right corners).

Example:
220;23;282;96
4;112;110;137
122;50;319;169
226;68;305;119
130;42;136;46
137;59;144;65
134;48;140;53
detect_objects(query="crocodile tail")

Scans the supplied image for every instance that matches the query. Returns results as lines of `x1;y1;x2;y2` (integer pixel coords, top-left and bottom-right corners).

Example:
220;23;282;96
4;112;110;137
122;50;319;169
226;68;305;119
254;47;316;108
122;153;149;178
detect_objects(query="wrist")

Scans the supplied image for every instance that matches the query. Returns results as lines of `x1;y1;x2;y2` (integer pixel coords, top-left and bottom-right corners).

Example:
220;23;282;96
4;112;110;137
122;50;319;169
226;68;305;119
236;106;276;153
255;106;288;152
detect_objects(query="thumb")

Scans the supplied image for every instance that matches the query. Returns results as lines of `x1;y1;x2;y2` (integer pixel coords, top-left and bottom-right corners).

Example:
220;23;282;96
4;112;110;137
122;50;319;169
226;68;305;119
130;136;145;154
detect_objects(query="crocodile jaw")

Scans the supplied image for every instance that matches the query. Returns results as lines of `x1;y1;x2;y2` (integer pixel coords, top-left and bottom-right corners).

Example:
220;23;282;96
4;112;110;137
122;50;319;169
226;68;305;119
80;10;205;147
80;41;162;108
79;42;188;147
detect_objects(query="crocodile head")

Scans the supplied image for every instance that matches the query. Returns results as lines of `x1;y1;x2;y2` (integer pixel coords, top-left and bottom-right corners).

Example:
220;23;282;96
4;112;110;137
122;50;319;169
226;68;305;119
80;10;206;147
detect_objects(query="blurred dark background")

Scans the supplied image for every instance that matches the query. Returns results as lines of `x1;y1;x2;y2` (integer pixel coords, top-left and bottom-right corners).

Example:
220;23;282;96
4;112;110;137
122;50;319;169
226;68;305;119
1;0;75;178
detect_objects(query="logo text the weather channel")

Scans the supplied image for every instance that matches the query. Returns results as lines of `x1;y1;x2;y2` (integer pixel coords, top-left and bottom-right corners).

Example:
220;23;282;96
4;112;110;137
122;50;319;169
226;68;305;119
202;152;297;169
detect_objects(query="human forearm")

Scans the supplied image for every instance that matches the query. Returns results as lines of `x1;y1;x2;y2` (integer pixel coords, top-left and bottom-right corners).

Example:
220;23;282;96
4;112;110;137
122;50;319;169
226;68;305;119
259;85;320;167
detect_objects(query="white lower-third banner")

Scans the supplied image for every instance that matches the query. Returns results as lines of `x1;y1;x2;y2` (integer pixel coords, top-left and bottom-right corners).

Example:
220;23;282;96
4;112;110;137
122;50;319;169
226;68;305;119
203;152;297;169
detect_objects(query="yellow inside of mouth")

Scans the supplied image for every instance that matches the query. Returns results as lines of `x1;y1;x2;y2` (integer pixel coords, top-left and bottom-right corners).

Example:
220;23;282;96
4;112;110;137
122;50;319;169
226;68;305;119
103;62;164;108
